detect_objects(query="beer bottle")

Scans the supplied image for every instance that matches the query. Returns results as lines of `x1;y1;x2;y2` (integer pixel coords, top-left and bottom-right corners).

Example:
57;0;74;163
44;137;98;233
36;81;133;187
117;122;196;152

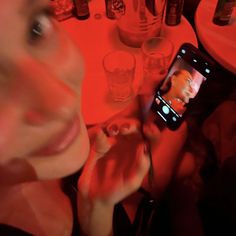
74;0;90;20
165;0;184;26
213;0;236;25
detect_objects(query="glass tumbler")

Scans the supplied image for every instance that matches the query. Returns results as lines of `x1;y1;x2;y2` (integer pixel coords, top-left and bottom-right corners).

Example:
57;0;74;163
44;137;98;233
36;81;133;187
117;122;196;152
103;50;136;102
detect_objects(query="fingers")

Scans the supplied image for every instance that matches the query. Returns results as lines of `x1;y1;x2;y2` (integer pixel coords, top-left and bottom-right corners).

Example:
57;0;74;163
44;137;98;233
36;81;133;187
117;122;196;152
93;129;116;156
109;143;151;203
136;143;151;177
88;126;116;158
124;143;151;194
78;128;116;196
105;118;141;136
87;125;101;141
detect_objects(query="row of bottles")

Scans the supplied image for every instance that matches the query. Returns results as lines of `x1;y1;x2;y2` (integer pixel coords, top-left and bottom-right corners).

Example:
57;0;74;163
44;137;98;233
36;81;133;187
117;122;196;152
50;0;235;49
50;0;90;21
49;0;185;26
165;0;236;26
50;0;236;26
49;0;185;25
49;0;119;21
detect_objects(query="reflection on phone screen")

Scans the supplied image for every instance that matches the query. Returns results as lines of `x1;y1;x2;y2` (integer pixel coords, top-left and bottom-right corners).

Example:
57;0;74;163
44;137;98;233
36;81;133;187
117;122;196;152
158;57;207;116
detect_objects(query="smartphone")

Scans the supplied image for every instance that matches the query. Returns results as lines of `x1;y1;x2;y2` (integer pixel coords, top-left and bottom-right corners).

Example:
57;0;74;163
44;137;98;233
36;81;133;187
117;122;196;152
151;43;215;130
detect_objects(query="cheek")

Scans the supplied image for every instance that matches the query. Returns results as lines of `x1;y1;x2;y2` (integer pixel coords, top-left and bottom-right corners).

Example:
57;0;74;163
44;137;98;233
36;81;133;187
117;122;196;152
62;46;85;89
0;107;21;159
42;30;85;89
77;122;90;167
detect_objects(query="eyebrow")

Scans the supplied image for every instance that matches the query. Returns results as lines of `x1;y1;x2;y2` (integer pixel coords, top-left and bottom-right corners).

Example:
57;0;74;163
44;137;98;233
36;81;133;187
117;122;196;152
19;0;37;14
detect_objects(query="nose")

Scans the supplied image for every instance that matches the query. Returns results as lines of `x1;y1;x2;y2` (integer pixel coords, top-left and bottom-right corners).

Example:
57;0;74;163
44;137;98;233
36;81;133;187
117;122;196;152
12;57;78;125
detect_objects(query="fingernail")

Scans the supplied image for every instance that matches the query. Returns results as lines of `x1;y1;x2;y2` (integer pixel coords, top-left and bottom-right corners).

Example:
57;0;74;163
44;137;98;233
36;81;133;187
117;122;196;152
108;124;119;135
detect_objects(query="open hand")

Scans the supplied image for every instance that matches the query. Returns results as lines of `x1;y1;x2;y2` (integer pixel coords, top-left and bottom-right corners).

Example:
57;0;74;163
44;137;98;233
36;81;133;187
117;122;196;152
78;118;150;205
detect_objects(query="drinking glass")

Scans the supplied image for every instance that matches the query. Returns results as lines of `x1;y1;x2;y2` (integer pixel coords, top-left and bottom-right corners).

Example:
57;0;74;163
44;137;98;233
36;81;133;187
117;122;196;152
103;50;136;102
141;37;174;84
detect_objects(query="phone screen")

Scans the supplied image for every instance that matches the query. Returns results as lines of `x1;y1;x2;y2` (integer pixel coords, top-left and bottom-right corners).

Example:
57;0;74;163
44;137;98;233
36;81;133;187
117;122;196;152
157;57;207;116
152;43;213;130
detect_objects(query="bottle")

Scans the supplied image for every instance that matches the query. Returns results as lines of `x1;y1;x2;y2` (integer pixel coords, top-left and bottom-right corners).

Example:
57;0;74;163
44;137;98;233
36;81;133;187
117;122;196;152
73;0;90;20
213;0;236;25
165;0;184;26
116;0;166;47
105;0;116;19
49;0;74;21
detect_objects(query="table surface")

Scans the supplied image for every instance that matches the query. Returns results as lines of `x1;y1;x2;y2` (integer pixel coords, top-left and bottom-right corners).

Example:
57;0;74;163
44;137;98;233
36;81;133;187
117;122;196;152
61;1;198;125
195;0;236;74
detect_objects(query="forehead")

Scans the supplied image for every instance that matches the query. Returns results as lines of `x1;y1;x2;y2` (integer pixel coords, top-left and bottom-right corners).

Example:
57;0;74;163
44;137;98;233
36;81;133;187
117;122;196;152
177;71;192;81
0;0;49;16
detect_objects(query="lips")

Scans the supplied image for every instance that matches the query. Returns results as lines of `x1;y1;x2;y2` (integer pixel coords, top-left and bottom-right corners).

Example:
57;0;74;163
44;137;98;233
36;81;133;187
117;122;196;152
32;116;80;156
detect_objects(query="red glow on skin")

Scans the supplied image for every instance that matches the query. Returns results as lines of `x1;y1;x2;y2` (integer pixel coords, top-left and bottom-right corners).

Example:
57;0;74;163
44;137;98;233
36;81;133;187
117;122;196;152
8;58;77;124
0;106;20;158
0;159;37;185
32;116;80;156
86;132;145;200
25;110;47;125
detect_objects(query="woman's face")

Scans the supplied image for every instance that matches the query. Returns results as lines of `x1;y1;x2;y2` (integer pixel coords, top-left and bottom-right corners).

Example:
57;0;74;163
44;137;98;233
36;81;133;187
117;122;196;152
0;0;89;186
172;71;194;104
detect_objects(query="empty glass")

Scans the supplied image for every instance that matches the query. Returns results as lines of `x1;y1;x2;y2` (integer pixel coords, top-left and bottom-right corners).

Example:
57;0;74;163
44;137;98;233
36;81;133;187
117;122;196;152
103;50;136;102
142;36;174;83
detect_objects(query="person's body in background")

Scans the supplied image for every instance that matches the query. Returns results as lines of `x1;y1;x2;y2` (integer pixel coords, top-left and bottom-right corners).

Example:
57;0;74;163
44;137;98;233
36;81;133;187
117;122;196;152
199;92;236;235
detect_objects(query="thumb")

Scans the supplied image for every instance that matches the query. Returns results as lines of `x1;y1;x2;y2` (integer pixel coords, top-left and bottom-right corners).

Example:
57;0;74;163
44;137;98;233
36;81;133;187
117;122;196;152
127;143;151;190
92;129;116;158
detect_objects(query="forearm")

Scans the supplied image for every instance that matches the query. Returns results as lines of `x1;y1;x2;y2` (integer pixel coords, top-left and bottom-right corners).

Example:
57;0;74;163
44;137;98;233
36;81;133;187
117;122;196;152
77;193;114;236
77;150;114;236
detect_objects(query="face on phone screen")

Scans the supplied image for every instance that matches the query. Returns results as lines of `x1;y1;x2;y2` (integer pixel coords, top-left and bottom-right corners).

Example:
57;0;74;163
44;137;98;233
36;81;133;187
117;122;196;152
156;57;207;117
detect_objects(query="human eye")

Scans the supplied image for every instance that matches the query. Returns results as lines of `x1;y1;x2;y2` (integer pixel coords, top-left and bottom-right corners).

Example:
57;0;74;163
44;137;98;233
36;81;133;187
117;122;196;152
28;7;55;45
